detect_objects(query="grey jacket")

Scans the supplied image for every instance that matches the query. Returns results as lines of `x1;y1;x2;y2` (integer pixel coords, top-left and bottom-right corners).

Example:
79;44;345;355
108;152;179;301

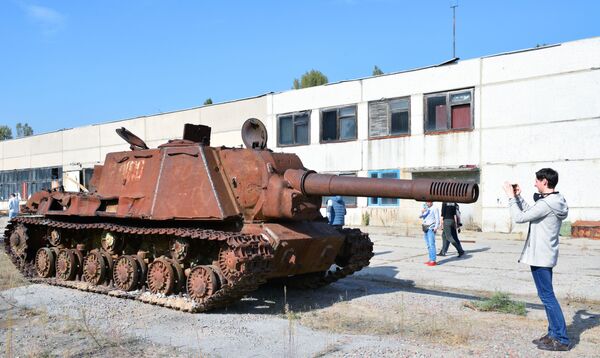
509;193;568;267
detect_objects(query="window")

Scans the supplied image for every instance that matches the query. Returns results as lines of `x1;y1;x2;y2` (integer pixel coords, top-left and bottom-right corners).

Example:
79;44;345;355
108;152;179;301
367;170;400;206
321;105;357;142
369;97;410;138
278;111;310;146
320;172;358;208
424;89;473;132
0;166;61;200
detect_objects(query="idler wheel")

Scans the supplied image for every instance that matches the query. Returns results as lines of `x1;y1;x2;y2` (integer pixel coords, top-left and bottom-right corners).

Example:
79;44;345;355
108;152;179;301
218;248;243;282
9;224;29;258
35;248;56;278
83;250;108;285
170;238;191;262
147;258;176;295
56;249;80;281
187;265;219;302
47;228;63;247
113;256;141;291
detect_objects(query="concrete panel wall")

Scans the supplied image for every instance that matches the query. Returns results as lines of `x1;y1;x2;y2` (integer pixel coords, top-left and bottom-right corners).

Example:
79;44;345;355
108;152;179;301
199;97;268;132
480;159;600;233
481;70;600;128
362;131;480;171
273;81;361;115
145;108;201;143
282;141;363;172
62;148;102;167
30;153;62;169
361;59;480;101
62;125;101;151
481;118;600;165
99;117;146;147
30;131;62;155
482;39;600;84
2;136;33;162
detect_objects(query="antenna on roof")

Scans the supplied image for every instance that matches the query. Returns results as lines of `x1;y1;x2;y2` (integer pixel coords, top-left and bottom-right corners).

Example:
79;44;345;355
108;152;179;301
451;2;458;58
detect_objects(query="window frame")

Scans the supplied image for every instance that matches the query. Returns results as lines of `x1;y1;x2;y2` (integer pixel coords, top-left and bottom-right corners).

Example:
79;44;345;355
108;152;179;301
367;169;400;207
368;96;411;139
319;105;358;143
423;88;474;134
276;110;311;147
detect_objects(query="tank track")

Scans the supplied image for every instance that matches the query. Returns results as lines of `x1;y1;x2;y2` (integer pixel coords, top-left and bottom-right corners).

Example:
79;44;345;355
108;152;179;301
3;216;273;312
278;228;374;289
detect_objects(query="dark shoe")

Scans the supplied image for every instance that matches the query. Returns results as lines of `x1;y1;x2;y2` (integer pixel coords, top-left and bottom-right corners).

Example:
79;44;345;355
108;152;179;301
437;251;446;256
457;251;465;258
532;334;552;345
537;338;570;351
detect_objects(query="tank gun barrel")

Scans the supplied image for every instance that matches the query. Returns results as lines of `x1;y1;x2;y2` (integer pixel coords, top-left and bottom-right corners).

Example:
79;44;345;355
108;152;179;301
284;169;479;204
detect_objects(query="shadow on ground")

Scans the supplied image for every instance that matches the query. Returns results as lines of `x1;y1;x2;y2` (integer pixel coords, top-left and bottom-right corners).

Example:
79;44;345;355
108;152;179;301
568;309;600;348
220;263;541;315
437;246;491;265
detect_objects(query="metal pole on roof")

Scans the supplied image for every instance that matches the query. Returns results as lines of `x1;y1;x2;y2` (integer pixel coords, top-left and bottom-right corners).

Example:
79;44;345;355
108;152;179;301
451;3;458;58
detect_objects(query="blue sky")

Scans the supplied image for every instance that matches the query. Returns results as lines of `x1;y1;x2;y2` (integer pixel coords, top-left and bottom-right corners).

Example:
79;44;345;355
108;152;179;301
1;0;598;135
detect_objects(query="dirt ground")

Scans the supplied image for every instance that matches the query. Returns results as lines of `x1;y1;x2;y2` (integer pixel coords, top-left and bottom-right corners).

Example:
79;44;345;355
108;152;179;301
1;245;599;358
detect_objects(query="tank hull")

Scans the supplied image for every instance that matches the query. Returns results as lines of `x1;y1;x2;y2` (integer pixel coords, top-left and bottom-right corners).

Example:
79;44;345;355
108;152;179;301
4;215;373;312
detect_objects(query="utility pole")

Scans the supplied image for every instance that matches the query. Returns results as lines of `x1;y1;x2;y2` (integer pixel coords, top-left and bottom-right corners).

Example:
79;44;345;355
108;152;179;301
451;3;458;58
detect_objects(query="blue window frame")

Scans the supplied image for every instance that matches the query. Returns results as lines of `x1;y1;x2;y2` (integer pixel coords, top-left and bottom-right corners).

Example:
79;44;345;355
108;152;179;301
368;169;400;206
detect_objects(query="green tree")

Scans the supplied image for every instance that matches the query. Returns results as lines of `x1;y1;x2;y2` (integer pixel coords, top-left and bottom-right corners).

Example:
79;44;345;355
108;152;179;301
203;98;213;105
372;65;384;76
292;69;328;89
16;122;34;137
0;125;12;140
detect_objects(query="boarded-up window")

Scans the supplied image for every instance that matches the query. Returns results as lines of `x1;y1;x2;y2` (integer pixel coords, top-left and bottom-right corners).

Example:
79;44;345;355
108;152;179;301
425;89;473;133
369;97;410;138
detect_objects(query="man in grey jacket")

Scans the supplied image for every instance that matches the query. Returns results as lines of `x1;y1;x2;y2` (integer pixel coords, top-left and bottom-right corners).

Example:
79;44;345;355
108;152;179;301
503;168;570;351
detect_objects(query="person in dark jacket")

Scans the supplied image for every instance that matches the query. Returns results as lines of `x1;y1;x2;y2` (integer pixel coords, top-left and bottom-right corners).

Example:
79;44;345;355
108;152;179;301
438;202;465;257
327;195;346;229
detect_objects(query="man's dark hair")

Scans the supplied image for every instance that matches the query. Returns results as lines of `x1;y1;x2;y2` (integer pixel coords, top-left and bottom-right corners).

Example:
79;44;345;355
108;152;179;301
536;168;559;189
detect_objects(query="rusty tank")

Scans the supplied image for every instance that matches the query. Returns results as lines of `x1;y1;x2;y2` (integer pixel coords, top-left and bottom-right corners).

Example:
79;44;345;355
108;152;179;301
4;118;479;312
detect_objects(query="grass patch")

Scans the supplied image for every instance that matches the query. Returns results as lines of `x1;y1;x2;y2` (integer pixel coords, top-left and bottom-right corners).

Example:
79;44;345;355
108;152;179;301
466;292;526;316
0;247;29;290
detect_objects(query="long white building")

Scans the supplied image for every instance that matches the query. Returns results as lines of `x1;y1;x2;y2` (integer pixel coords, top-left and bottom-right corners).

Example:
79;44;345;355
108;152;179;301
1;37;599;234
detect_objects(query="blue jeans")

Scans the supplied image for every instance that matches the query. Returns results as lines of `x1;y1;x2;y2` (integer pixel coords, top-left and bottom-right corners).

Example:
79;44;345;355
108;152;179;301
423;229;436;262
530;266;570;345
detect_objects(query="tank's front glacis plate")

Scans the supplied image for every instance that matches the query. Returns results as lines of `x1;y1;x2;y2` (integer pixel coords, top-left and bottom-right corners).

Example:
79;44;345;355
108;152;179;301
243;221;345;278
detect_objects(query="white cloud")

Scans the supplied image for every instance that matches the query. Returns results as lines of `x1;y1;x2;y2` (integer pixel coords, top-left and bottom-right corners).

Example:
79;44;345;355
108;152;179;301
23;4;66;35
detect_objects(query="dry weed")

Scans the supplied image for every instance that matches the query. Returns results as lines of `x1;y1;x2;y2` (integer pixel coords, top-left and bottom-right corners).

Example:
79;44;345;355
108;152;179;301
299;300;471;346
284;303;298;358
565;292;597;306
0;250;28;290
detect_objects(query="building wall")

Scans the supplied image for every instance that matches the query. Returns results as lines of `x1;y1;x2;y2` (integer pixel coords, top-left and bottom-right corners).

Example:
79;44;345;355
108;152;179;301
0;96;267;170
478;39;600;233
1;37;599;233
269;37;600;232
